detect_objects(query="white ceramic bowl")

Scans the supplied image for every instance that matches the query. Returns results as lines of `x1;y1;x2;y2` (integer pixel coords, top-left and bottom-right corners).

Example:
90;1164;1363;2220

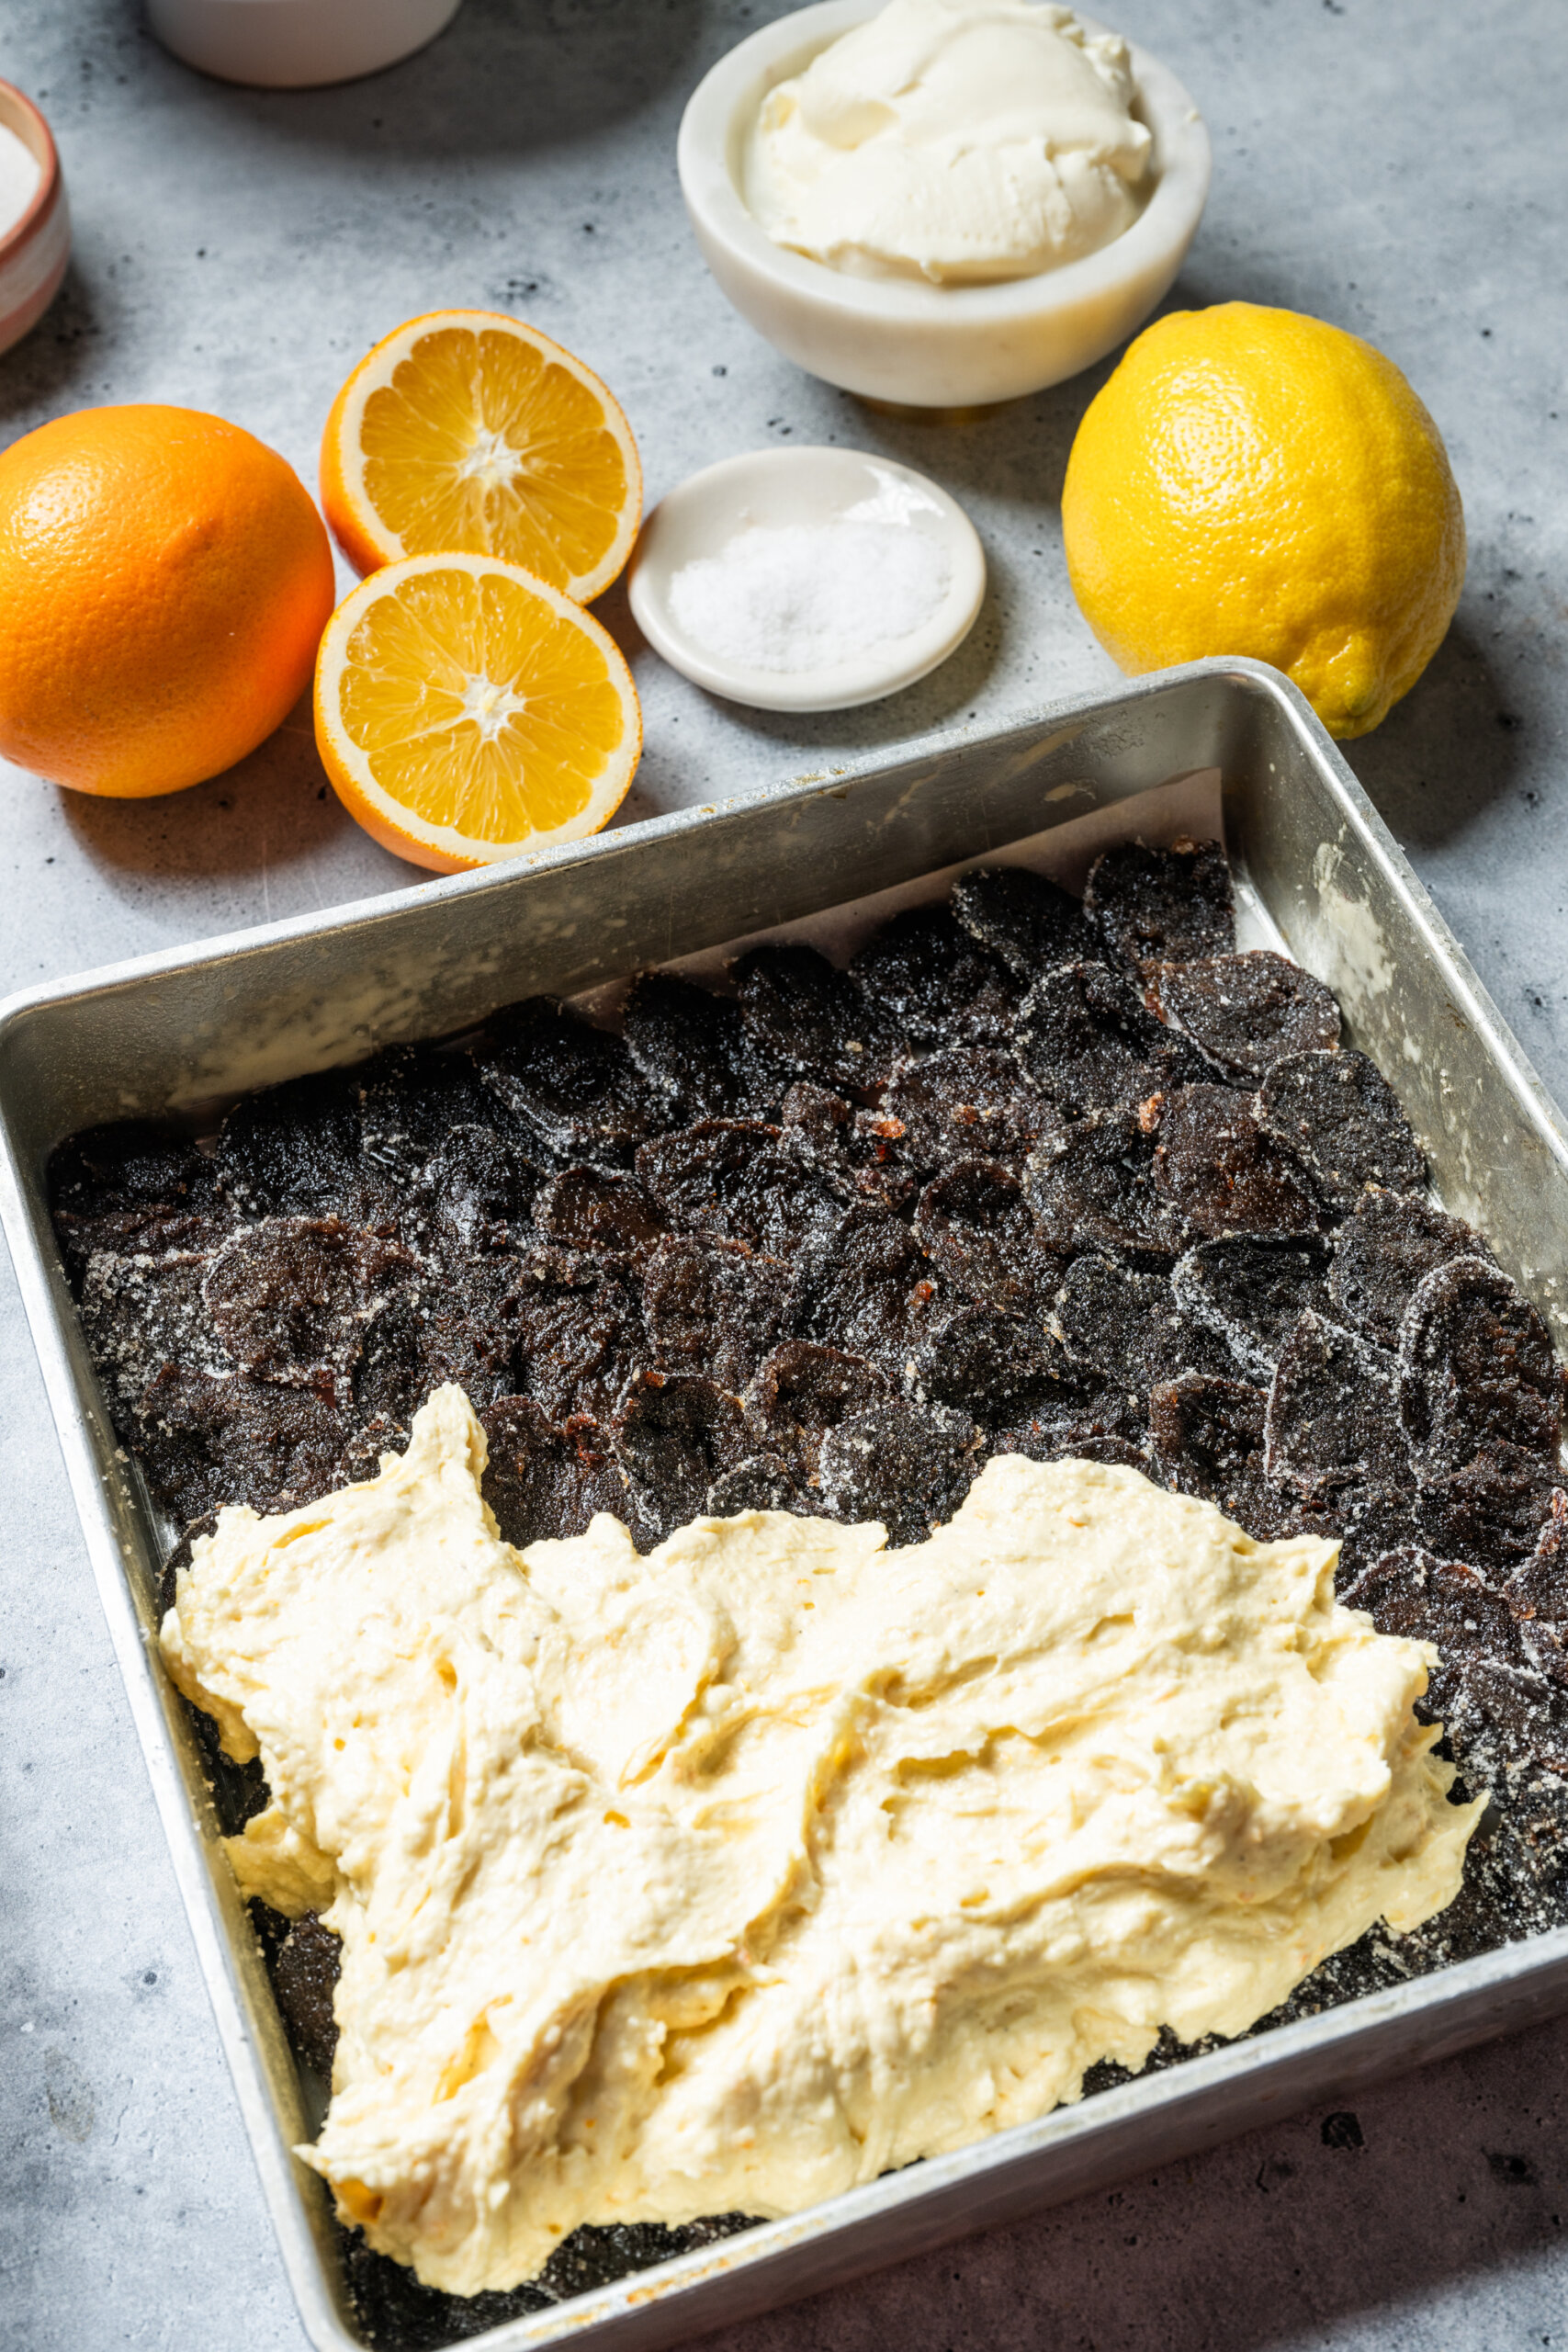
0;81;69;357
147;0;464;88
627;445;986;712
678;1;1211;410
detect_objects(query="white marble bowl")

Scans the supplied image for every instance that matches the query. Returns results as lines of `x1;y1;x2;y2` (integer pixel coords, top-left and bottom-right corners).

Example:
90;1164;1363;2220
146;0;464;88
677;0;1211;411
0;81;69;357
627;445;986;712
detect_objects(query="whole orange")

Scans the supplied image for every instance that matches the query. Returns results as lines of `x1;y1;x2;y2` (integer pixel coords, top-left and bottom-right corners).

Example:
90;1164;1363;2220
0;404;336;796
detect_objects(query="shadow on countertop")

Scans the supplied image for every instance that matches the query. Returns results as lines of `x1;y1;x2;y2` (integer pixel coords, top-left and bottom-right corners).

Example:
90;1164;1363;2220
1344;620;1536;855
150;0;710;159
680;2003;1568;2352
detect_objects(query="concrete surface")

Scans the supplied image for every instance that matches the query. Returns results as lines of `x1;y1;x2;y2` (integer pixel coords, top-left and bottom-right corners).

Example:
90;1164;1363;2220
2;2;1567;2346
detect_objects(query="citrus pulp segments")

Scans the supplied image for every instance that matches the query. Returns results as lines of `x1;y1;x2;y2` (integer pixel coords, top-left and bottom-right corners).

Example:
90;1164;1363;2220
314;554;641;874
321;310;642;603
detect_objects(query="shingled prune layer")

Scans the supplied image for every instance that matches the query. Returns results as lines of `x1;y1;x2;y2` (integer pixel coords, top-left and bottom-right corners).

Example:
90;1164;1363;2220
53;831;1568;2351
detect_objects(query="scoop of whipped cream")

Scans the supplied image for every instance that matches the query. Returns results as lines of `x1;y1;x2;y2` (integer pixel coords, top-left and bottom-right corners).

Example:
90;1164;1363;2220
744;0;1153;285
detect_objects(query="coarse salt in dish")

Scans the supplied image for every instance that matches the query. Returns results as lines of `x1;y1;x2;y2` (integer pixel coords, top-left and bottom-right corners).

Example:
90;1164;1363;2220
628;444;987;712
669;515;951;673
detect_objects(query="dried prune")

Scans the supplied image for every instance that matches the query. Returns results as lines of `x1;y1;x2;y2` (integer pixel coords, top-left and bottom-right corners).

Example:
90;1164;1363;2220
51;1119;212;1219
1328;1191;1493;1349
637;1121;846;1257
536;1167;666;1257
1084;840;1235;968
1148;1373;1297;1535
1054;1253;1243;1392
78;1245;230;1423
786;1207;925;1368
994;1424;1158;1477
1172;1236;1333;1379
216;1069;367;1219
1024;1110;1187;1257
613;1371;749;1542
880;1049;1063;1176
1399;1256;1562;1475
358;1044;502;1186
1155;1085;1324;1238
269;1912;342;2078
1416;1442;1563;1577
642;1235;789;1391
913;1158;1065;1320
203;1218;415;1403
847;906;1018;1051
732;944;894;1100
1330;1483;1425;1588
909;1305;1061;1423
780;1083;917;1213
950;865;1093;979
1257;1049;1426;1204
1015;962;1193;1117
1338;1545;1521;1719
1265;1310;1409;1498
1505;1490;1568;1628
621;971;785;1125
421;1125;546;1256
510;1256;643;1424
356;1259;526;1427
133;1368;351;1521
745;1340;891;1475
479;998;662;1168
1145;951;1340;1080
706;1453;801;1517
479;1396;627;1547
818;1400;980;1544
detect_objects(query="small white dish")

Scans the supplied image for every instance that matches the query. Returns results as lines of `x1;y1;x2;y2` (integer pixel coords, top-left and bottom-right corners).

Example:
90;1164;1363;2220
678;1;1211;411
147;0;464;88
627;446;986;714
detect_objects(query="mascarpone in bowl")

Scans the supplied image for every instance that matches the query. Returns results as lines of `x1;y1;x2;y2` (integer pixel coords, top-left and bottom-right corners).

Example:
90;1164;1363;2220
678;0;1210;409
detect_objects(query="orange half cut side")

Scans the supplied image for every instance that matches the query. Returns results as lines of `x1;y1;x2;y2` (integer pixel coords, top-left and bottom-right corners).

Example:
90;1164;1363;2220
314;553;641;874
321;309;641;603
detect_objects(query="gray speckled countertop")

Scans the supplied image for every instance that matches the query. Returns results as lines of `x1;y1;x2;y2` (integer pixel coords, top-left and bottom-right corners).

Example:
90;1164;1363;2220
4;4;1567;2347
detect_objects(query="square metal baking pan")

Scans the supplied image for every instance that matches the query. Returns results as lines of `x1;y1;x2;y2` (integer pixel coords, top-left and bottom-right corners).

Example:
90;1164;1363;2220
5;657;1568;2352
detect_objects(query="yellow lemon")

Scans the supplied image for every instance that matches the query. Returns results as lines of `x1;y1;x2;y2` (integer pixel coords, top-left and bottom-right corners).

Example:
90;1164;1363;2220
1061;303;1465;739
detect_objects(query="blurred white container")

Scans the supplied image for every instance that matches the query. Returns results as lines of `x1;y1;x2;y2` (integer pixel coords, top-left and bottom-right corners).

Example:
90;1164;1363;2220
0;80;69;357
147;0;465;88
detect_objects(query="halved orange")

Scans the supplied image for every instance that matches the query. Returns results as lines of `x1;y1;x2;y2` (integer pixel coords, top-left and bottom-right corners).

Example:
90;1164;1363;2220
314;553;641;874
321;310;641;602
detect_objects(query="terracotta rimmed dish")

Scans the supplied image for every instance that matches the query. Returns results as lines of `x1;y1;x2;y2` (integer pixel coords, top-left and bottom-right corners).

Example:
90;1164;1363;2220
0;81;69;357
677;0;1211;411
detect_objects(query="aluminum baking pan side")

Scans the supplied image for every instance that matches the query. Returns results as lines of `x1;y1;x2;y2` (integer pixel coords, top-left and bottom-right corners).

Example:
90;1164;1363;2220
2;658;1566;2352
